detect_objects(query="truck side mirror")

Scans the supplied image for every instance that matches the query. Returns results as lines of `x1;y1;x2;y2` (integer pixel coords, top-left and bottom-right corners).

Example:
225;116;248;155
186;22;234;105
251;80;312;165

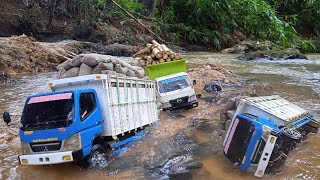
193;80;197;85
3;112;11;125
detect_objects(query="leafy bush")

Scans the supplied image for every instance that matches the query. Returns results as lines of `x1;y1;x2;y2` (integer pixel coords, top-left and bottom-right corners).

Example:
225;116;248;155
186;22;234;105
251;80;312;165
153;0;317;51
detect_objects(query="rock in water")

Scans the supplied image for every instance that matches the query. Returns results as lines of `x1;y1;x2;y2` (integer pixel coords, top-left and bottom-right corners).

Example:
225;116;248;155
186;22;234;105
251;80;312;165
204;82;222;93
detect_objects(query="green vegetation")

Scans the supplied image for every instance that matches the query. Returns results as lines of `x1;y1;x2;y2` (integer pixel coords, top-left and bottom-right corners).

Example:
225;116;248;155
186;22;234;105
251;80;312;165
38;0;320;52
150;0;319;52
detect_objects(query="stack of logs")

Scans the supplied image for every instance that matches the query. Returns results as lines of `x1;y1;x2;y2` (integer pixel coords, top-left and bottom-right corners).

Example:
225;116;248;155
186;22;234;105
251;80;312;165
133;40;183;67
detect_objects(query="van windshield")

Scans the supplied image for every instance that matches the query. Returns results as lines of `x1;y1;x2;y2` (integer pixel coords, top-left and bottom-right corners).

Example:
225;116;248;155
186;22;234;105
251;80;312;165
21;93;74;131
158;75;191;93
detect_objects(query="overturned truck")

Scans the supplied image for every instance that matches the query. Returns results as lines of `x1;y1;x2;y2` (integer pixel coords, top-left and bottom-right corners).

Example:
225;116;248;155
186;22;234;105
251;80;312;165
223;95;319;177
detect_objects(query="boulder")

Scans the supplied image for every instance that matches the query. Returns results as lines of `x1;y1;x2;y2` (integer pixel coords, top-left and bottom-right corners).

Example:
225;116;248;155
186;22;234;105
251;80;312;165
92;62;114;73
204;82;222;93
57;67;67;79
101;70;118;76
70;54;84;67
237;48;308;61
79;63;93;76
62;67;80;78
57;59;72;71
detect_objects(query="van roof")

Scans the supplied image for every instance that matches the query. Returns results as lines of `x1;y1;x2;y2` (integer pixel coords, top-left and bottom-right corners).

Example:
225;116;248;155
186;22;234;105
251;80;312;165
155;72;188;81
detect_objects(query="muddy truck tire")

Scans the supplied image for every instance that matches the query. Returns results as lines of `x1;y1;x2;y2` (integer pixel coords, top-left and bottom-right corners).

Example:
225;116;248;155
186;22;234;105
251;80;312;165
85;144;109;168
281;127;302;143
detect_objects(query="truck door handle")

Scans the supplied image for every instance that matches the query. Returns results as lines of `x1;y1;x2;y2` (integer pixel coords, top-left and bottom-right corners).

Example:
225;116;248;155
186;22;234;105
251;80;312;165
96;121;101;125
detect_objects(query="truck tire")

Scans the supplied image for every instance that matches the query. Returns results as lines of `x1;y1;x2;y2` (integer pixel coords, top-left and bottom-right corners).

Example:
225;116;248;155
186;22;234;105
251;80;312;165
307;119;320;128
87;144;109;168
281;127;302;142
303;124;319;134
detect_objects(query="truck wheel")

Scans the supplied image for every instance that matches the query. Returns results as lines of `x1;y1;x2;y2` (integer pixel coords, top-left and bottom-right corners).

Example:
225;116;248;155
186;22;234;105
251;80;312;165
303;124;319;134
307;119;320;128
281;127;302;142
87;144;109;168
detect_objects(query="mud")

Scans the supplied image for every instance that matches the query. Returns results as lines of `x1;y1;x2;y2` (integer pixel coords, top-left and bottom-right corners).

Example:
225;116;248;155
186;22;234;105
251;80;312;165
0;35;145;80
0;35;77;77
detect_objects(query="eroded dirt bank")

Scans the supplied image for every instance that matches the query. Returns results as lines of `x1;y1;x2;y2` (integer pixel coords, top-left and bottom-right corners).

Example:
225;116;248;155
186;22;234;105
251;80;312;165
0;35;143;82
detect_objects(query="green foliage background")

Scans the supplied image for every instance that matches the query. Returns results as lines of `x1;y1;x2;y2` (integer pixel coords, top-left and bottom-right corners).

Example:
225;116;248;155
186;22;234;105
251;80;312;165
50;0;320;52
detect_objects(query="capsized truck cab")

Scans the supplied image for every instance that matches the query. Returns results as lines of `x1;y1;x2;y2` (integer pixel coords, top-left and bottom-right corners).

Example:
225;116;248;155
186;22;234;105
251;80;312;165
145;59;198;111
18;74;158;166
223;95;319;177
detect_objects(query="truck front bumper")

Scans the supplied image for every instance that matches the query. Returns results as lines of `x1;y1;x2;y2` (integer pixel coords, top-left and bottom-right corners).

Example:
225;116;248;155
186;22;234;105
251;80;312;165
163;101;198;111
19;151;75;165
254;134;277;177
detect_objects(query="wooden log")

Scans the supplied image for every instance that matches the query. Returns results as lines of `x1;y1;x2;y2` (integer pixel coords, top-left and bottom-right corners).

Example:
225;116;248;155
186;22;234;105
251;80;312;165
162;53;168;60
151;53;155;59
152;61;157;65
133;47;150;58
147;56;153;64
159;58;165;63
169;53;175;59
166;58;172;62
175;54;182;60
138;59;146;67
152;47;162;59
147;44;155;50
152;40;161;46
160;44;171;54
143;54;148;60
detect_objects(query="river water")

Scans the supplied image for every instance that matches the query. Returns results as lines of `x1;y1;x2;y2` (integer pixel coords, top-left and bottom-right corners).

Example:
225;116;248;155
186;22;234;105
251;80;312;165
0;53;320;180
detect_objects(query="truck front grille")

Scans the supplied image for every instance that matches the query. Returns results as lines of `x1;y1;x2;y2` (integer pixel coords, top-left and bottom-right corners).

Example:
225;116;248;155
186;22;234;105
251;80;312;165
30;141;62;152
169;96;188;106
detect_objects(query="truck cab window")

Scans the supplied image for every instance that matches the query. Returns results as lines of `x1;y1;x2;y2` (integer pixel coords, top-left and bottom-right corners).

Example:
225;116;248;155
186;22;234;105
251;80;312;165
158;75;191;93
80;92;96;121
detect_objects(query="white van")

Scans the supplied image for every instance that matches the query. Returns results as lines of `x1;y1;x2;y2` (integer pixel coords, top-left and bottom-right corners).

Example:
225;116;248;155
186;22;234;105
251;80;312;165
155;72;198;111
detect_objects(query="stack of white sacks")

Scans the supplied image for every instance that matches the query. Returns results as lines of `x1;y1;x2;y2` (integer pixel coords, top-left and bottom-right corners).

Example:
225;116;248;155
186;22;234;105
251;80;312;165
57;53;146;79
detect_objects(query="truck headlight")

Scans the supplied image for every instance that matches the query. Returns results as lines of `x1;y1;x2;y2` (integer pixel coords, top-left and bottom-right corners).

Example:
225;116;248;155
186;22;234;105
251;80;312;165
21;141;31;154
188;95;197;102
63;133;81;151
262;125;272;141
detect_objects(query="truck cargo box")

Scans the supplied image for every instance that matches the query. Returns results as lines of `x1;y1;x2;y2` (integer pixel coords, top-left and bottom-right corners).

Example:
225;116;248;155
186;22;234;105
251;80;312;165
144;59;186;80
233;95;308;128
49;74;158;137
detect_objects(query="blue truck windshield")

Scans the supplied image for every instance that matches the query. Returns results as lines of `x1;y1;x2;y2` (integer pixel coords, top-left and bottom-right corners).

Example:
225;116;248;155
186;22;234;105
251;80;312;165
224;118;255;164
158;75;190;93
21;93;74;131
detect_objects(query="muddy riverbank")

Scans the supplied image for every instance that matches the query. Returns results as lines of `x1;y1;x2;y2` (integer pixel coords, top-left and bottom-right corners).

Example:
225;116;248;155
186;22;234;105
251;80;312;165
1;53;320;179
0;35;144;80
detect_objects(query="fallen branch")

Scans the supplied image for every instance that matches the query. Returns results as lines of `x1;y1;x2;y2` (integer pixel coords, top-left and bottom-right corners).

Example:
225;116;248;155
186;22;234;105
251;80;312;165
110;0;165;43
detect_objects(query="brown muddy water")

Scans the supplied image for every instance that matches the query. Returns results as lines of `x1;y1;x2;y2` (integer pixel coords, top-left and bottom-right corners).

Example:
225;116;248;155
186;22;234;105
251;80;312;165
1;53;320;180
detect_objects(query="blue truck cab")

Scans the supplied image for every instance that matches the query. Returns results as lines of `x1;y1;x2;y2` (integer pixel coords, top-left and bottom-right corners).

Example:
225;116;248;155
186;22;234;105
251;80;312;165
223;96;319;177
224;114;282;177
19;90;105;165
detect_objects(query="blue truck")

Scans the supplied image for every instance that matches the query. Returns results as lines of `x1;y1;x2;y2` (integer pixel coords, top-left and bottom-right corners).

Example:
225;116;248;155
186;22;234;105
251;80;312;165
223;96;319;177
3;74;158;167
